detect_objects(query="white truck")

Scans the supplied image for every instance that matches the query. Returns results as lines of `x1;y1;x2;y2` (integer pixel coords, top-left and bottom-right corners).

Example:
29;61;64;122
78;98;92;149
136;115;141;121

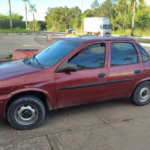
84;17;112;36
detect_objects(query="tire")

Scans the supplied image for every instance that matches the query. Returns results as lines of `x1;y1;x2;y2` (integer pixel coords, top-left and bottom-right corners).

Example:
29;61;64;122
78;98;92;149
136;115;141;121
132;81;150;106
7;95;45;130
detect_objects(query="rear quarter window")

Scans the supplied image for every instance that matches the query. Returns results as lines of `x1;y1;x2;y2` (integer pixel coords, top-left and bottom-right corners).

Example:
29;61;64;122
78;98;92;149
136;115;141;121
137;45;149;62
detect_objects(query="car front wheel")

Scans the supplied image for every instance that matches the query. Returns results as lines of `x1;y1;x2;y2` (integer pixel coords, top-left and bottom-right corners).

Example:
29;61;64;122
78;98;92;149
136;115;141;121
7;95;45;130
132;81;150;106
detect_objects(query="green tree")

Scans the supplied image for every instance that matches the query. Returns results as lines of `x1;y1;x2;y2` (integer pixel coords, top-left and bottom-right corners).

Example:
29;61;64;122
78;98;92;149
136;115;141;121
12;13;25;28
28;21;46;31
45;6;82;31
0;13;25;29
8;0;13;30
29;4;36;31
91;0;99;10
114;0;128;31
135;6;150;29
98;0;116;30
0;14;10;29
83;9;94;18
22;0;30;30
123;0;145;35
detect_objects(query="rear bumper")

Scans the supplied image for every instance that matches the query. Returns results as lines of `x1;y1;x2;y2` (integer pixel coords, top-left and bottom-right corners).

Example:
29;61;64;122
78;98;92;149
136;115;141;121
0;94;11;119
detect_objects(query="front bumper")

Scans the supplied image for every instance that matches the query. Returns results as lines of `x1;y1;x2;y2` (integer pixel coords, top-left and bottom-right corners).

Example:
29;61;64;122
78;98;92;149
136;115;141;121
0;94;11;119
104;32;111;37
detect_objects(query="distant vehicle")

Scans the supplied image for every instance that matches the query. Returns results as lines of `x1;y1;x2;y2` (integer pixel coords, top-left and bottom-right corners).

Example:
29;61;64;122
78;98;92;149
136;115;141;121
84;17;112;36
0;37;150;130
67;29;76;34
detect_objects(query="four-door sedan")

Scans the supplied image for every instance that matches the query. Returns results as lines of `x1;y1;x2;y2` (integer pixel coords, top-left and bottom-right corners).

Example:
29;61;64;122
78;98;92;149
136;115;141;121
0;37;150;130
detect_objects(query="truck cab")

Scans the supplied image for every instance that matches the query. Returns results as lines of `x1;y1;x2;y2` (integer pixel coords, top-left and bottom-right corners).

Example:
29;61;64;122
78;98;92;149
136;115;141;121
100;24;112;36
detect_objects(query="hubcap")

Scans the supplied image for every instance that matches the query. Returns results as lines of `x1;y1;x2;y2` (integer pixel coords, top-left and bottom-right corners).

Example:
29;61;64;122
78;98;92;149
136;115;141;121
14;104;38;125
139;86;150;102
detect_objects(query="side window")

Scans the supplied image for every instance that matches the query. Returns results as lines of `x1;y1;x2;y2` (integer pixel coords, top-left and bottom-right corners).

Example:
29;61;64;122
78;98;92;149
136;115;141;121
69;43;106;70
111;43;139;67
138;45;149;62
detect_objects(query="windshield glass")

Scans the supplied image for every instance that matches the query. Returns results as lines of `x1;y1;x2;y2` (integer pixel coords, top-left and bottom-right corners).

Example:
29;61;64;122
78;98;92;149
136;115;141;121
35;40;80;67
103;24;112;29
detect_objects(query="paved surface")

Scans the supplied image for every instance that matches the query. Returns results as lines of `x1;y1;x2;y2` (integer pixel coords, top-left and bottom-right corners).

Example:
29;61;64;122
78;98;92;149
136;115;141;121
0;32;150;149
1;98;150;150
0;32;65;55
0;32;150;56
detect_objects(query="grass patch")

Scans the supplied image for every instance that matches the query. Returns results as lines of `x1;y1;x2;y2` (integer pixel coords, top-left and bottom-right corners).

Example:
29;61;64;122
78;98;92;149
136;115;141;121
0;29;39;34
112;29;150;37
8;54;12;59
5;54;13;60
67;32;150;44
135;40;150;44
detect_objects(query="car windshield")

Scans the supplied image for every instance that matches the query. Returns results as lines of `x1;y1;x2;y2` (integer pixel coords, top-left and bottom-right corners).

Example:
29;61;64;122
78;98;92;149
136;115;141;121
103;25;112;29
35;40;80;67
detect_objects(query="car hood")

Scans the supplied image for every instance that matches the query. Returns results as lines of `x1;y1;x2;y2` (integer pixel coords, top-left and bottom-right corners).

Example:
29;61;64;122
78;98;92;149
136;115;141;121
0;60;42;81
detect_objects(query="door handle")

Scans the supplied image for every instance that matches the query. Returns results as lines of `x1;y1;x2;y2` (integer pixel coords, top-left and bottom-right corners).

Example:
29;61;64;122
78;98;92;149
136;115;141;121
98;73;106;79
134;70;141;75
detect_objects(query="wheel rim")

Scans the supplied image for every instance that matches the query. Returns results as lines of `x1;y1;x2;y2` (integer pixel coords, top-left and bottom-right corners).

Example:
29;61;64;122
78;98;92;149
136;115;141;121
138;86;150;103
14;104;38;125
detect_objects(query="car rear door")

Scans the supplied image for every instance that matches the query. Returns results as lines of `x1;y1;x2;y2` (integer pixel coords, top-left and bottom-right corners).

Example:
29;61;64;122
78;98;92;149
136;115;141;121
107;41;144;98
54;41;109;108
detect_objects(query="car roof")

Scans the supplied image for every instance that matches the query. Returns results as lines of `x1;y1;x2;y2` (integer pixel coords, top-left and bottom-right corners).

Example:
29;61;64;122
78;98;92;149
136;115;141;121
63;37;135;44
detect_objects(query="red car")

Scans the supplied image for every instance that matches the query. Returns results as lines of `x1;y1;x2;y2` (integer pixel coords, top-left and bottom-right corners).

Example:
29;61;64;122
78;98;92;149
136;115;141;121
0;37;150;130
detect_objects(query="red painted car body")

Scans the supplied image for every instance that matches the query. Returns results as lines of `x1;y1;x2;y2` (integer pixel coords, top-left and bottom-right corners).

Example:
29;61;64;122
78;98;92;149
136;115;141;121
0;37;150;119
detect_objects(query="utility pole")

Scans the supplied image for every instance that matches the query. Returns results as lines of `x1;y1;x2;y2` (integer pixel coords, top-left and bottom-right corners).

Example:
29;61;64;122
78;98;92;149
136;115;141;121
25;1;28;30
81;0;83;34
8;0;13;30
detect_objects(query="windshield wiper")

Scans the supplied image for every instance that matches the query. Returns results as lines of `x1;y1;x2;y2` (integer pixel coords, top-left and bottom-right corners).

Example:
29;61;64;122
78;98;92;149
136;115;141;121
33;55;44;69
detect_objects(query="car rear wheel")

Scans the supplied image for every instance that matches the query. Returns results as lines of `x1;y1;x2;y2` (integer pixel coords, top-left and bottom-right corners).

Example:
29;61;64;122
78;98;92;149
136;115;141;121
132;81;150;106
7;95;45;130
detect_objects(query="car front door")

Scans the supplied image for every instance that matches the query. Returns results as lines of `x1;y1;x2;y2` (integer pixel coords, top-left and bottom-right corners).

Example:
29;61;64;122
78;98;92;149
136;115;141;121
107;41;144;99
55;42;109;108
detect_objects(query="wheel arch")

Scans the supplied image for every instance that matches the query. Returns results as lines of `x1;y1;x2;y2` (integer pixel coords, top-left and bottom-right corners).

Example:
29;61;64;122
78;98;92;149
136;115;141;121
5;88;56;115
130;78;150;97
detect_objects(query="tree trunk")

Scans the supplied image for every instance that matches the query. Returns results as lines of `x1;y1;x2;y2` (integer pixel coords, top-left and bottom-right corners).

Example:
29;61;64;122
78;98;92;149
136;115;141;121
123;20;125;33
33;13;35;32
123;13;126;33
25;1;28;30
8;0;13;30
131;1;136;36
113;25;115;31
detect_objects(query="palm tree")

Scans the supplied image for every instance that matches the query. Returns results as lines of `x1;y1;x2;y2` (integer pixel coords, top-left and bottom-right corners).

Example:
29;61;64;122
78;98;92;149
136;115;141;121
123;0;145;36
8;0;13;30
29;4;37;31
22;0;30;30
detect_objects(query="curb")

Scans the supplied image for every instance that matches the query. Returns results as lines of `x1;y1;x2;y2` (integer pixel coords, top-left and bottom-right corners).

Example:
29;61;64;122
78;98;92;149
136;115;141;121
140;43;150;47
66;35;77;37
66;35;150;47
0;33;40;36
0;59;10;62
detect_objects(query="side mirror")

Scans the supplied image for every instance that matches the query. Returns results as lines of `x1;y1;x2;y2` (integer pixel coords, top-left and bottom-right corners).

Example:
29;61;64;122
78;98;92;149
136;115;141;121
55;63;78;73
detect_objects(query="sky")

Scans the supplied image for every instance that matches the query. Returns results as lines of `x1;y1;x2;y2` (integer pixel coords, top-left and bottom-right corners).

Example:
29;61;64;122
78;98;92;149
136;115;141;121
1;0;150;21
